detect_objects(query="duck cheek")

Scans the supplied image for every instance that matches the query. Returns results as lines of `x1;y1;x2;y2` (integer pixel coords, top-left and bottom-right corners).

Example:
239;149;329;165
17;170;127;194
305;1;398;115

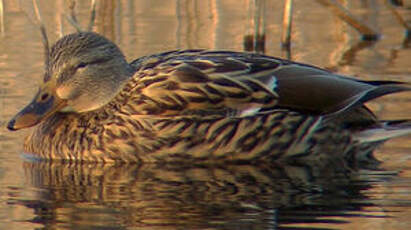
7;95;66;131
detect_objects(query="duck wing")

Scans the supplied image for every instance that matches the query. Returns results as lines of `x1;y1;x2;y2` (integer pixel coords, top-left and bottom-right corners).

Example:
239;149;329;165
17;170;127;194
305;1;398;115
129;50;411;117
271;65;411;116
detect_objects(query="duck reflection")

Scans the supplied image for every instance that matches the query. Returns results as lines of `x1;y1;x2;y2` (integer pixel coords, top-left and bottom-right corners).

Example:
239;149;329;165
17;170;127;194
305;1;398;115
21;146;386;229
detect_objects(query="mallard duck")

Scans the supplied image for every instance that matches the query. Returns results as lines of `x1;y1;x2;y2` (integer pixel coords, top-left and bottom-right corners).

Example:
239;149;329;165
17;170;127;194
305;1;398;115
7;32;411;163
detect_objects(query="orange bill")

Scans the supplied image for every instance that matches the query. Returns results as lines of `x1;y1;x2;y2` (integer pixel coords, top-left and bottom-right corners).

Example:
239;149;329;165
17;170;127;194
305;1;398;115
7;88;66;131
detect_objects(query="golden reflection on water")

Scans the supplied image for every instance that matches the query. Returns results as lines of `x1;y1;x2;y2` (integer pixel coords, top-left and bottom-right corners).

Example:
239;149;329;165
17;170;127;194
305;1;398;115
19;160;369;229
0;0;411;229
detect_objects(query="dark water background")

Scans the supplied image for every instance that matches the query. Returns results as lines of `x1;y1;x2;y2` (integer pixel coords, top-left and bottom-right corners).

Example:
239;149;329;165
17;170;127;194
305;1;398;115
0;0;410;229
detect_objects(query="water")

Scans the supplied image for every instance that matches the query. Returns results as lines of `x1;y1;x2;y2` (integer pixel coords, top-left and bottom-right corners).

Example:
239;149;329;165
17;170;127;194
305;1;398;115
1;0;411;229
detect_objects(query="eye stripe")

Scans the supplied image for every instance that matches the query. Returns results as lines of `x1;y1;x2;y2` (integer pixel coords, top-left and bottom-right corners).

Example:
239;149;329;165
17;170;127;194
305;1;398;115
76;57;111;69
81;57;112;66
56;57;113;85
77;62;87;68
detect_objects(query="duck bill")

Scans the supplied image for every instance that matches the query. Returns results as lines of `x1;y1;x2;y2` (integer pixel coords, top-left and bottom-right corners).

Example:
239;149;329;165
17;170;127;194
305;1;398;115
7;90;67;131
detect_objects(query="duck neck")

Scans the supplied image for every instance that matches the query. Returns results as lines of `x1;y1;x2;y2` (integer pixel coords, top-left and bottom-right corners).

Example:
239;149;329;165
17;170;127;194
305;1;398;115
118;62;135;85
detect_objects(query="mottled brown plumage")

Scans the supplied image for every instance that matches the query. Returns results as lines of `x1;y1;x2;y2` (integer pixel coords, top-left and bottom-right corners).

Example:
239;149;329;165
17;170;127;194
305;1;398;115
8;32;411;163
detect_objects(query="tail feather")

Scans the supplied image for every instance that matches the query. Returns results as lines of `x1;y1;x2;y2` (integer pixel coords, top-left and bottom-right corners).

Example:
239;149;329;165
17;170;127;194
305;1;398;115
354;120;411;143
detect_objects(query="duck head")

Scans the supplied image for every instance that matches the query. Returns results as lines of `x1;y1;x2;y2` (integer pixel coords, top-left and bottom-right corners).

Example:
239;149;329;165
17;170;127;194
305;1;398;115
8;32;134;130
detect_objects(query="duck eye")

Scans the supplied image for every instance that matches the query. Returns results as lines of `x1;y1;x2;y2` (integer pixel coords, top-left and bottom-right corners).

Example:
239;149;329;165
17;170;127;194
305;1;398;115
77;62;87;68
40;93;50;101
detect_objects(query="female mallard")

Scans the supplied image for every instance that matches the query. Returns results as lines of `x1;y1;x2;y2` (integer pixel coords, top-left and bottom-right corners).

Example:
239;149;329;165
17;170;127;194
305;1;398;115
7;32;411;163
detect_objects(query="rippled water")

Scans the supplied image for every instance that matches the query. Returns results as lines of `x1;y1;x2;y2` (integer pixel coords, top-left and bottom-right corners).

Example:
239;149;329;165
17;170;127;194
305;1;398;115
1;0;411;229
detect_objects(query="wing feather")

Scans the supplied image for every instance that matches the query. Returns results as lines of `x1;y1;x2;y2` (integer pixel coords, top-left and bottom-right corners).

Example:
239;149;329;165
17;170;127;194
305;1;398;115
127;50;411;118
